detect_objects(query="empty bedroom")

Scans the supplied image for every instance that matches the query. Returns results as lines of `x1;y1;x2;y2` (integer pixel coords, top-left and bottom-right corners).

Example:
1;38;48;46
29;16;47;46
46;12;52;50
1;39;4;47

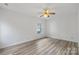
0;3;79;55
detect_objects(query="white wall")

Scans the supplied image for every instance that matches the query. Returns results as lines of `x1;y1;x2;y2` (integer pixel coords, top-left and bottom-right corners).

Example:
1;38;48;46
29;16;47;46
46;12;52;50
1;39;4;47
0;7;46;48
77;5;79;42
47;4;78;42
0;3;79;49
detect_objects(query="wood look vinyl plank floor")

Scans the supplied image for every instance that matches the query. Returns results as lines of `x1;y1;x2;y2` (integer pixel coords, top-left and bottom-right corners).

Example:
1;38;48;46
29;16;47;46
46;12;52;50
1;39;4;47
0;38;78;55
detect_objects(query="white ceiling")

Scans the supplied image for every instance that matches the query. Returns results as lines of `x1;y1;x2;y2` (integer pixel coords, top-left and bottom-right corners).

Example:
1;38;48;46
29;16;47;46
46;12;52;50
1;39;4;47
0;3;78;19
1;3;78;14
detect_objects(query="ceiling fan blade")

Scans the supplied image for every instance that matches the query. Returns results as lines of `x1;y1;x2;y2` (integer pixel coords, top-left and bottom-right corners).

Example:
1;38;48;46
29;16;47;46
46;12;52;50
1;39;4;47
49;12;55;15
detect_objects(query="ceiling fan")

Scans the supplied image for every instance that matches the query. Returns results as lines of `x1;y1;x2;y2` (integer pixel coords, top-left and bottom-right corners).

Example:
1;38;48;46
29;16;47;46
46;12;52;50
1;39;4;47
40;8;55;18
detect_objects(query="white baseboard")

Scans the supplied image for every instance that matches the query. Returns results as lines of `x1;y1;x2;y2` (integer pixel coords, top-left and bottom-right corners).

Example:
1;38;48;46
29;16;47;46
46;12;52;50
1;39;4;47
0;36;78;49
0;37;46;49
47;33;78;43
0;40;30;49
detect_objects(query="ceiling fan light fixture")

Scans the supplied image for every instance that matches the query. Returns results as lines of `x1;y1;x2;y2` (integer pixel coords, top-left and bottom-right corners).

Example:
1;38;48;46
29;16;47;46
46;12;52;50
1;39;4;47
44;14;49;17
40;8;55;18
